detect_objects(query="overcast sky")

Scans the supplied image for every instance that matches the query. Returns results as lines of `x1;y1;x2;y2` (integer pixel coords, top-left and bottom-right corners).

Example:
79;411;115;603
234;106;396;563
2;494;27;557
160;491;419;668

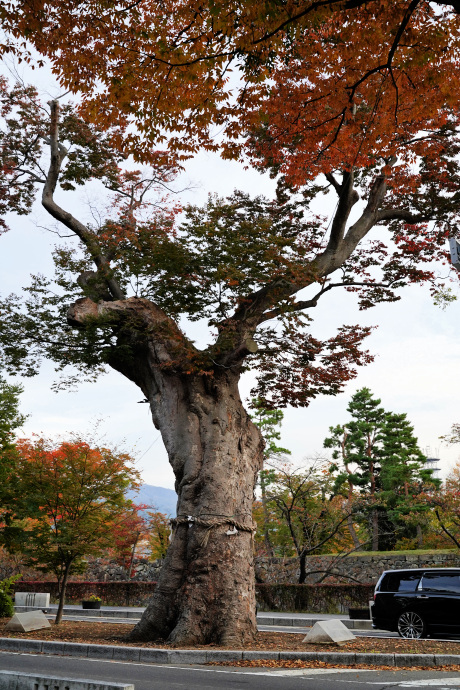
1;65;459;491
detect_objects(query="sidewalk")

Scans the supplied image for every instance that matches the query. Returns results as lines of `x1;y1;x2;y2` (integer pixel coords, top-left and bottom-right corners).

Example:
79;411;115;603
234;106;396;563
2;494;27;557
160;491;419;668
14;605;373;630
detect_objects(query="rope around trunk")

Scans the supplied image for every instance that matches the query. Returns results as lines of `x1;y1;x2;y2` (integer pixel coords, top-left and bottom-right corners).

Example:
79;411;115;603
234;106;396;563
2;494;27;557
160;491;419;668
170;515;256;548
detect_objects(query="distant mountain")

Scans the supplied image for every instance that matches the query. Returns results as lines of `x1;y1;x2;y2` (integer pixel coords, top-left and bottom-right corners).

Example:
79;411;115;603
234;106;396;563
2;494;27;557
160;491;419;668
127;484;177;517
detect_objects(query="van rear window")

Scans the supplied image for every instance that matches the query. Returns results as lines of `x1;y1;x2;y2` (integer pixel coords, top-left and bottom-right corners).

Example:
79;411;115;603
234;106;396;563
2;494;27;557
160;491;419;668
379;572;420;592
421;573;460;594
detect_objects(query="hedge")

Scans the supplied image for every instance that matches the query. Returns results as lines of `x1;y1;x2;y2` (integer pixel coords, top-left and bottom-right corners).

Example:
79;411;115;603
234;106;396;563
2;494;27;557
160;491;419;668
255;583;375;614
12;580;374;612
12;581;157;607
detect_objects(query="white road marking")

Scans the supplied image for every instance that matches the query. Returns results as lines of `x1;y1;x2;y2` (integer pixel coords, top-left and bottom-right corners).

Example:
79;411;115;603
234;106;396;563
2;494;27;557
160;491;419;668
241;668;380;676
397;680;460;687
316;681;460;687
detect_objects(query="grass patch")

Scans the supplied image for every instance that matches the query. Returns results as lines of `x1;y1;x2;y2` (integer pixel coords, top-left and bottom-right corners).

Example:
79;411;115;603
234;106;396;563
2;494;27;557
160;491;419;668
305;548;459;558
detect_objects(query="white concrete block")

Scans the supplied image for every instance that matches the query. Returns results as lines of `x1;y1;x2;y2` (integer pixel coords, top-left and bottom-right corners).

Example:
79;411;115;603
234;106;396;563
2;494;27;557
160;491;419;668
0;671;134;690
14;592;50;607
303;619;355;646
5;610;51;632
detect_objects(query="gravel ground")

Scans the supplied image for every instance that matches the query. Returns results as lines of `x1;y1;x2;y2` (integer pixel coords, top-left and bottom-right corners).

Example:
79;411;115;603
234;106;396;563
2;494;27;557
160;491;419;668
2;619;460;655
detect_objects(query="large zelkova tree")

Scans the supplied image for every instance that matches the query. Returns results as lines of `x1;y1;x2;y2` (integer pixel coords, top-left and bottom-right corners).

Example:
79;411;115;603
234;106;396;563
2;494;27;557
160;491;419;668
0;1;460;648
0;73;458;645
0;80;375;644
1;436;141;624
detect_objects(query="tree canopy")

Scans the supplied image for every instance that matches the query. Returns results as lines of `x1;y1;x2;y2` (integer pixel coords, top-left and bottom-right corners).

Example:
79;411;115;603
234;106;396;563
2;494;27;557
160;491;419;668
1;2;460;172
1;435;141;623
0;81;381;407
0;75;458;409
0;376;26;500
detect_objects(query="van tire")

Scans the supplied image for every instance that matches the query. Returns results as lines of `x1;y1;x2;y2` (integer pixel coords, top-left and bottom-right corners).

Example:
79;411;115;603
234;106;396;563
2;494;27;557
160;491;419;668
397;611;426;639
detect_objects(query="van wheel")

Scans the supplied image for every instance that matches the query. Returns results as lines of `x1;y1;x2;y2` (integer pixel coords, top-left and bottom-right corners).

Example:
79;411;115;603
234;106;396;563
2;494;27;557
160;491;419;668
397;611;426;639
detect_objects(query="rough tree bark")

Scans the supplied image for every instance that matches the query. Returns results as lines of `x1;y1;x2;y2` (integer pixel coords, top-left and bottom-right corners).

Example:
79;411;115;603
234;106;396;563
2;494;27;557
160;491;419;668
69;297;264;645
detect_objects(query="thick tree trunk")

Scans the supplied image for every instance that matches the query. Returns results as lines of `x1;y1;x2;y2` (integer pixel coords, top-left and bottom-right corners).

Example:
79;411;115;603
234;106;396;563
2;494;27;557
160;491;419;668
347;513;361;550
371;509;379;551
260;474;274;557
122;362;263;645
416;523;423;548
69;296;264;645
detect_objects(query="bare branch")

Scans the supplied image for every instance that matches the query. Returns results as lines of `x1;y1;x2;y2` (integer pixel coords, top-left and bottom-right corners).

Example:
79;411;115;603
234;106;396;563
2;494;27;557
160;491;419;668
41;100;125;302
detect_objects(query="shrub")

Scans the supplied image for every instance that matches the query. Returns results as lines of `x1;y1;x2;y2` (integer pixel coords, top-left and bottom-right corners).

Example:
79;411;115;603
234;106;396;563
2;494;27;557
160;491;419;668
0;573;21;617
13;580;157;606
255;583;375;613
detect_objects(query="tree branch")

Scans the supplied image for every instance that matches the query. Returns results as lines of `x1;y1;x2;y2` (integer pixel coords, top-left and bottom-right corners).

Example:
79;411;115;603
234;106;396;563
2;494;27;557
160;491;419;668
342;172;390;252
325;172;342;194
435;508;460;548
42;100;125;302
376;208;433;224
299;511;351;559
326;170;360;253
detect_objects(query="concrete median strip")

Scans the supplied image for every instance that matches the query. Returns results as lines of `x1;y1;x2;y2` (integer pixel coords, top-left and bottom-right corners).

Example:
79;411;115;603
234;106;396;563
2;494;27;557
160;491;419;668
0;671;133;690
1;638;460;667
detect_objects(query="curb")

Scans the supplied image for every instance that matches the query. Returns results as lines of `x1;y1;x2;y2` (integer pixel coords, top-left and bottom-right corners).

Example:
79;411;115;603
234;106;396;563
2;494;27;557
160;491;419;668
1;638;460;667
14;607;141;620
258;617;373;630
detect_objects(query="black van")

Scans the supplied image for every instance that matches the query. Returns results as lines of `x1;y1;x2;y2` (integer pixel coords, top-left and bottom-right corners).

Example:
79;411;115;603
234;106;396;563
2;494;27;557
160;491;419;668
372;568;460;638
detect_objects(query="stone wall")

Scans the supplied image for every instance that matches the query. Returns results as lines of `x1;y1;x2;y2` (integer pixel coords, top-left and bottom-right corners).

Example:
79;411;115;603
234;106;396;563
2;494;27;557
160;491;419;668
255;550;460;585
0;552;164;583
83;557;163;582
3;550;460;588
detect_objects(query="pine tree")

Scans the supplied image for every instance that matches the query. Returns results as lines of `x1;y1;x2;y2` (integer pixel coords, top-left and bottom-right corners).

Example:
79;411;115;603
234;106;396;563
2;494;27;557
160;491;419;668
324;389;433;551
378;412;438;548
325;388;386;550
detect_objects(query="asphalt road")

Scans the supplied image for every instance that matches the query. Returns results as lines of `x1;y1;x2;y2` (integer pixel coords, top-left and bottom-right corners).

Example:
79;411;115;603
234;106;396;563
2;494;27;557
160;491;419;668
1;652;460;690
